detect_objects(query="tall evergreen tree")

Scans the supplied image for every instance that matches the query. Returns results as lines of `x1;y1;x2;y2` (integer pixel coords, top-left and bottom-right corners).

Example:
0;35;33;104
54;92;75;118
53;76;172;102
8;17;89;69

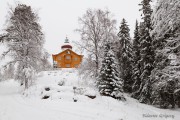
1;4;45;89
117;18;133;93
98;41;125;100
131;21;141;98
150;0;180;108
137;0;155;104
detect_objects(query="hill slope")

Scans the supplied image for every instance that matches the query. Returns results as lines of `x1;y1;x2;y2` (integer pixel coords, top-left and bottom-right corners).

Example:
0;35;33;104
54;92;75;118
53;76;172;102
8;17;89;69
0;69;180;120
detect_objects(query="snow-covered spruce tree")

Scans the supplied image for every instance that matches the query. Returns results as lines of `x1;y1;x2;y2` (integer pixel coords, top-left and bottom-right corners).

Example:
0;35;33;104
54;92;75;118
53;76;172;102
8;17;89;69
117;18;133;93
137;0;155;104
2;4;45;89
131;22;146;99
131;21;141;98
98;41;125;100
150;0;180;108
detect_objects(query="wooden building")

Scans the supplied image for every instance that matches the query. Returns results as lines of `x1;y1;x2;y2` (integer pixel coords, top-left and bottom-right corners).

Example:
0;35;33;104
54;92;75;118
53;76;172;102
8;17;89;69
52;37;83;68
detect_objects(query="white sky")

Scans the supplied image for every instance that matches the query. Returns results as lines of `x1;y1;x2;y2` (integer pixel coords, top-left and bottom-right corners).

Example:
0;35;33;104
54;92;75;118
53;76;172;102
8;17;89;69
0;0;155;55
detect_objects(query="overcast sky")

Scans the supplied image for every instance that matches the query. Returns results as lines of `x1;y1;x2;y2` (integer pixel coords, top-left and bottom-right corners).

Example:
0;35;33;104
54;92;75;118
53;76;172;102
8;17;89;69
0;0;156;55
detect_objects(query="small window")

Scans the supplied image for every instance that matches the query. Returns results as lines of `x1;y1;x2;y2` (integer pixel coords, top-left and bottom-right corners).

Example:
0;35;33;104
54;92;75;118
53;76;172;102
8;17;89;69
66;64;70;68
58;56;61;60
53;61;57;64
67;51;70;54
74;57;78;61
58;63;61;67
66;56;71;60
53;61;57;68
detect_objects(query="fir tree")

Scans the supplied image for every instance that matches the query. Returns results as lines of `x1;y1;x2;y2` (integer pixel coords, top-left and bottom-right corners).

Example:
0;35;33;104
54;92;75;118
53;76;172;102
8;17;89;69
131;21;141;98
98;41;125;100
137;0;155;104
117;18;133;93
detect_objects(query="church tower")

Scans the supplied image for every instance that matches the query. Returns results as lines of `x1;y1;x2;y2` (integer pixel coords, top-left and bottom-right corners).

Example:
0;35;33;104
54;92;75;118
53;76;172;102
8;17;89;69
61;37;72;51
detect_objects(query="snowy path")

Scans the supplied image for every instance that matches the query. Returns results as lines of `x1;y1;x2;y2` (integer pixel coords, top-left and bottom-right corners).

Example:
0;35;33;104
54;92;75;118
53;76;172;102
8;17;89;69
0;70;180;120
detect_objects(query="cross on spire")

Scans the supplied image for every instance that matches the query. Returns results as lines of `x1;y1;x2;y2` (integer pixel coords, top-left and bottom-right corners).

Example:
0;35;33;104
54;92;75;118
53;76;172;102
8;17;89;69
65;36;69;43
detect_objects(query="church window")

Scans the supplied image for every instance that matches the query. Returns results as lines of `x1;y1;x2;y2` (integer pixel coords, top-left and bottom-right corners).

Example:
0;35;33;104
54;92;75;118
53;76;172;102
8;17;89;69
74;57;78;61
53;61;57;64
53;61;57;68
67;51;70;54
58;56;61;60
66;55;71;60
66;64;70;68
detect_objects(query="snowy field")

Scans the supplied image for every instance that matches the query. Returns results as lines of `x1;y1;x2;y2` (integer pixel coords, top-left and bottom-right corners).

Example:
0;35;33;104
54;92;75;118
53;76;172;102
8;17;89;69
0;69;180;120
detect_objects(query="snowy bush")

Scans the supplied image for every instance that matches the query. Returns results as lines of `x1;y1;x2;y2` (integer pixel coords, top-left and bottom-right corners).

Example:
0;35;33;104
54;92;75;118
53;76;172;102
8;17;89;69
73;86;86;95
58;80;65;86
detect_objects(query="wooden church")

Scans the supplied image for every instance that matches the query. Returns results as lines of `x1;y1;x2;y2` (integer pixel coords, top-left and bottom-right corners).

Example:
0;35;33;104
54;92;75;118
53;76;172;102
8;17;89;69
52;37;83;68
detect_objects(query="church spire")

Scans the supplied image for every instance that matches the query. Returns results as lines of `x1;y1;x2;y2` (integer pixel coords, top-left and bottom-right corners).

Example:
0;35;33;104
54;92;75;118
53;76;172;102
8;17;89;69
61;36;72;51
65;36;69;43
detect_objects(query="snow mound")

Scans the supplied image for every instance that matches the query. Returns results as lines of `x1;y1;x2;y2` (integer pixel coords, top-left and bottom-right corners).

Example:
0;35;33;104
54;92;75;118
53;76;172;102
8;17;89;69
24;69;98;102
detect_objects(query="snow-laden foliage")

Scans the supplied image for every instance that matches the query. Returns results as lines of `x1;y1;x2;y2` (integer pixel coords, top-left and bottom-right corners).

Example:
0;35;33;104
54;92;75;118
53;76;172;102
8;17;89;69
151;75;178;108
117;18;133;93
39;50;52;71
150;0;180;108
98;41;125;100
131;21;141;96
78;55;96;77
174;88;180;108
0;34;7;43
132;0;155;104
76;9;117;77
151;0;180;39
1;4;46;89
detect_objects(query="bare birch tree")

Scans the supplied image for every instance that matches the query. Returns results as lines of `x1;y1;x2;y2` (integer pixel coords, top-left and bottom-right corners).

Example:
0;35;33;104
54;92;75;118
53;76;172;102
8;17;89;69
76;9;117;76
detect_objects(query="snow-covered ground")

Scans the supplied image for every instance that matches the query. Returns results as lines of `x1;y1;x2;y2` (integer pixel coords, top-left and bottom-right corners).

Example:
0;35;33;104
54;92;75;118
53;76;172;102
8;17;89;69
0;69;180;120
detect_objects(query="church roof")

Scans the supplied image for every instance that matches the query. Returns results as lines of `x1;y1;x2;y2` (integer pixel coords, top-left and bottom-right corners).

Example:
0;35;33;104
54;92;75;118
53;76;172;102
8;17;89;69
61;45;72;49
52;49;83;57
